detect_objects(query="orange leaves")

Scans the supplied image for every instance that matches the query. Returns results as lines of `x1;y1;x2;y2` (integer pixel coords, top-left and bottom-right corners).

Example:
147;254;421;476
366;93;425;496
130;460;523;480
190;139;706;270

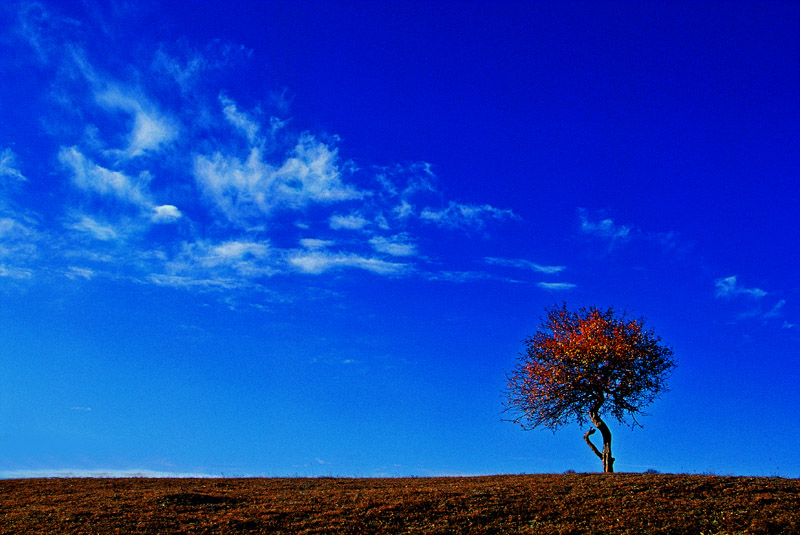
506;303;675;430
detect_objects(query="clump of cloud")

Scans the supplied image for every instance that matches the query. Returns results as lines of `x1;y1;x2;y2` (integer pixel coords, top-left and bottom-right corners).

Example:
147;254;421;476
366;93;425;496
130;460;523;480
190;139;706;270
714;275;767;299
578;208;631;243
151;205;182;223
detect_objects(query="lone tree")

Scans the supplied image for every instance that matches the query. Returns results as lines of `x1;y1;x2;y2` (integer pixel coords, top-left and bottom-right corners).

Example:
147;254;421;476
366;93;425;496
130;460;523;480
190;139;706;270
505;303;675;473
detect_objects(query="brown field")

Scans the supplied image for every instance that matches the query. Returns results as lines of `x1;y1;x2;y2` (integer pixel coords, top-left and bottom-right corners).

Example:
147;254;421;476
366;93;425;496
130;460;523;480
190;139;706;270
1;473;798;534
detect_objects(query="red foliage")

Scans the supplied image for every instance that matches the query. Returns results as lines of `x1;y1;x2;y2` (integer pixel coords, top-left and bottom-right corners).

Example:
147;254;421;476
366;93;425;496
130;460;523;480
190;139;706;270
506;304;675;430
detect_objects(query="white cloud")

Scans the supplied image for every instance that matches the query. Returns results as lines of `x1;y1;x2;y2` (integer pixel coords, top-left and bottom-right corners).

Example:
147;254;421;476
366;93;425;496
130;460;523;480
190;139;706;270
0;217;38;274
420;201;517;230
207;240;269;263
275;135;362;205
424;270;494;283
220;93;259;144
765;299;786;318
299;238;335;249
714;275;767;299
151;204;182;223
153;40;251;94
537;282;577;291
485;257;565;274
149;273;247;290
194;135;362;224
194;148;264;221
329;212;370;230
369;234;417;257
0;264;32;279
66;266;95;280
0;148;26;181
577;209;687;255
59;146;151;208
2;15;528;296
152;204;181;222
579;209;631;242
393;199;414;219
0;217;37;242
94;85;178;157
167;239;274;281
288;250;408;276
13;2;65;65
68;215;118;241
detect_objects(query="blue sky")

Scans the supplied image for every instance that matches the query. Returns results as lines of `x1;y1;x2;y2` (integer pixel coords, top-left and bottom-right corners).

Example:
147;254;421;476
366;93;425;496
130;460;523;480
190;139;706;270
1;1;798;478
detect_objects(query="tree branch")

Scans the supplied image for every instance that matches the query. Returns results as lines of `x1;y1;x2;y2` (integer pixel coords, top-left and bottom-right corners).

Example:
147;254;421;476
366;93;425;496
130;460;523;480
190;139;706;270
583;428;603;460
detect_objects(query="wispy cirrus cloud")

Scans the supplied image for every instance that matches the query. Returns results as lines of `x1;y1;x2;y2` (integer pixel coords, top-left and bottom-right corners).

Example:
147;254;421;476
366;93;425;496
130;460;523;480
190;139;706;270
219;93;260;144
0;264;32;279
578;208;631;243
369;234;417;257
58;147;152;208
0;216;40;279
0;2;519;301
577;208;687;256
714;275;767;299
0;217;38;253
765;299;786;318
194;135;363;225
329;212;370;230
65;266;95;280
420;201;518;231
481;256;574;290
164;239;276;282
537;282;577;291
0;148;26;181
714;275;792;325
484;257;565;274
287;250;409;276
68;214;120;241
153;39;250;89
299;238;335;250
12;1;71;65
94;86;178;157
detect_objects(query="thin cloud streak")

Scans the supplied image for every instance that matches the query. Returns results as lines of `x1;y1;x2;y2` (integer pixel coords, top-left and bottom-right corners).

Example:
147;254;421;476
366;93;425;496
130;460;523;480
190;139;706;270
537;282;577;291
287;250;410;276
0;148;26;181
484;257;565;274
420;201;518;231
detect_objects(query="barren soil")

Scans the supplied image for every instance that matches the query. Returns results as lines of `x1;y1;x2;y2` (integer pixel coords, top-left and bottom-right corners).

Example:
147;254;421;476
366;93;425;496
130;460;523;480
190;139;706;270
1;473;798;534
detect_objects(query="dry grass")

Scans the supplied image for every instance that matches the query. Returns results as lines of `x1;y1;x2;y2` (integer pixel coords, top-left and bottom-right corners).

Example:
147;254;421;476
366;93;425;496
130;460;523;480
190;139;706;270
1;473;798;534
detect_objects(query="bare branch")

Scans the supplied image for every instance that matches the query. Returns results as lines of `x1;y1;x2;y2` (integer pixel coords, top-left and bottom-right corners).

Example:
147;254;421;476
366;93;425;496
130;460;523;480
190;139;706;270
583;428;603;460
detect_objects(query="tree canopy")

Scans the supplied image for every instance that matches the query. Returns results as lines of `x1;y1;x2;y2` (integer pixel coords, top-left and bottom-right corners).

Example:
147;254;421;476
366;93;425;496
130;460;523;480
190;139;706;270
506;303;675;472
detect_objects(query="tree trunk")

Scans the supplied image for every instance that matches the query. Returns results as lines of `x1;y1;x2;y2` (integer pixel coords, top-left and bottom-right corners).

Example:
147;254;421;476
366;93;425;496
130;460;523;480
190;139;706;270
584;404;615;473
